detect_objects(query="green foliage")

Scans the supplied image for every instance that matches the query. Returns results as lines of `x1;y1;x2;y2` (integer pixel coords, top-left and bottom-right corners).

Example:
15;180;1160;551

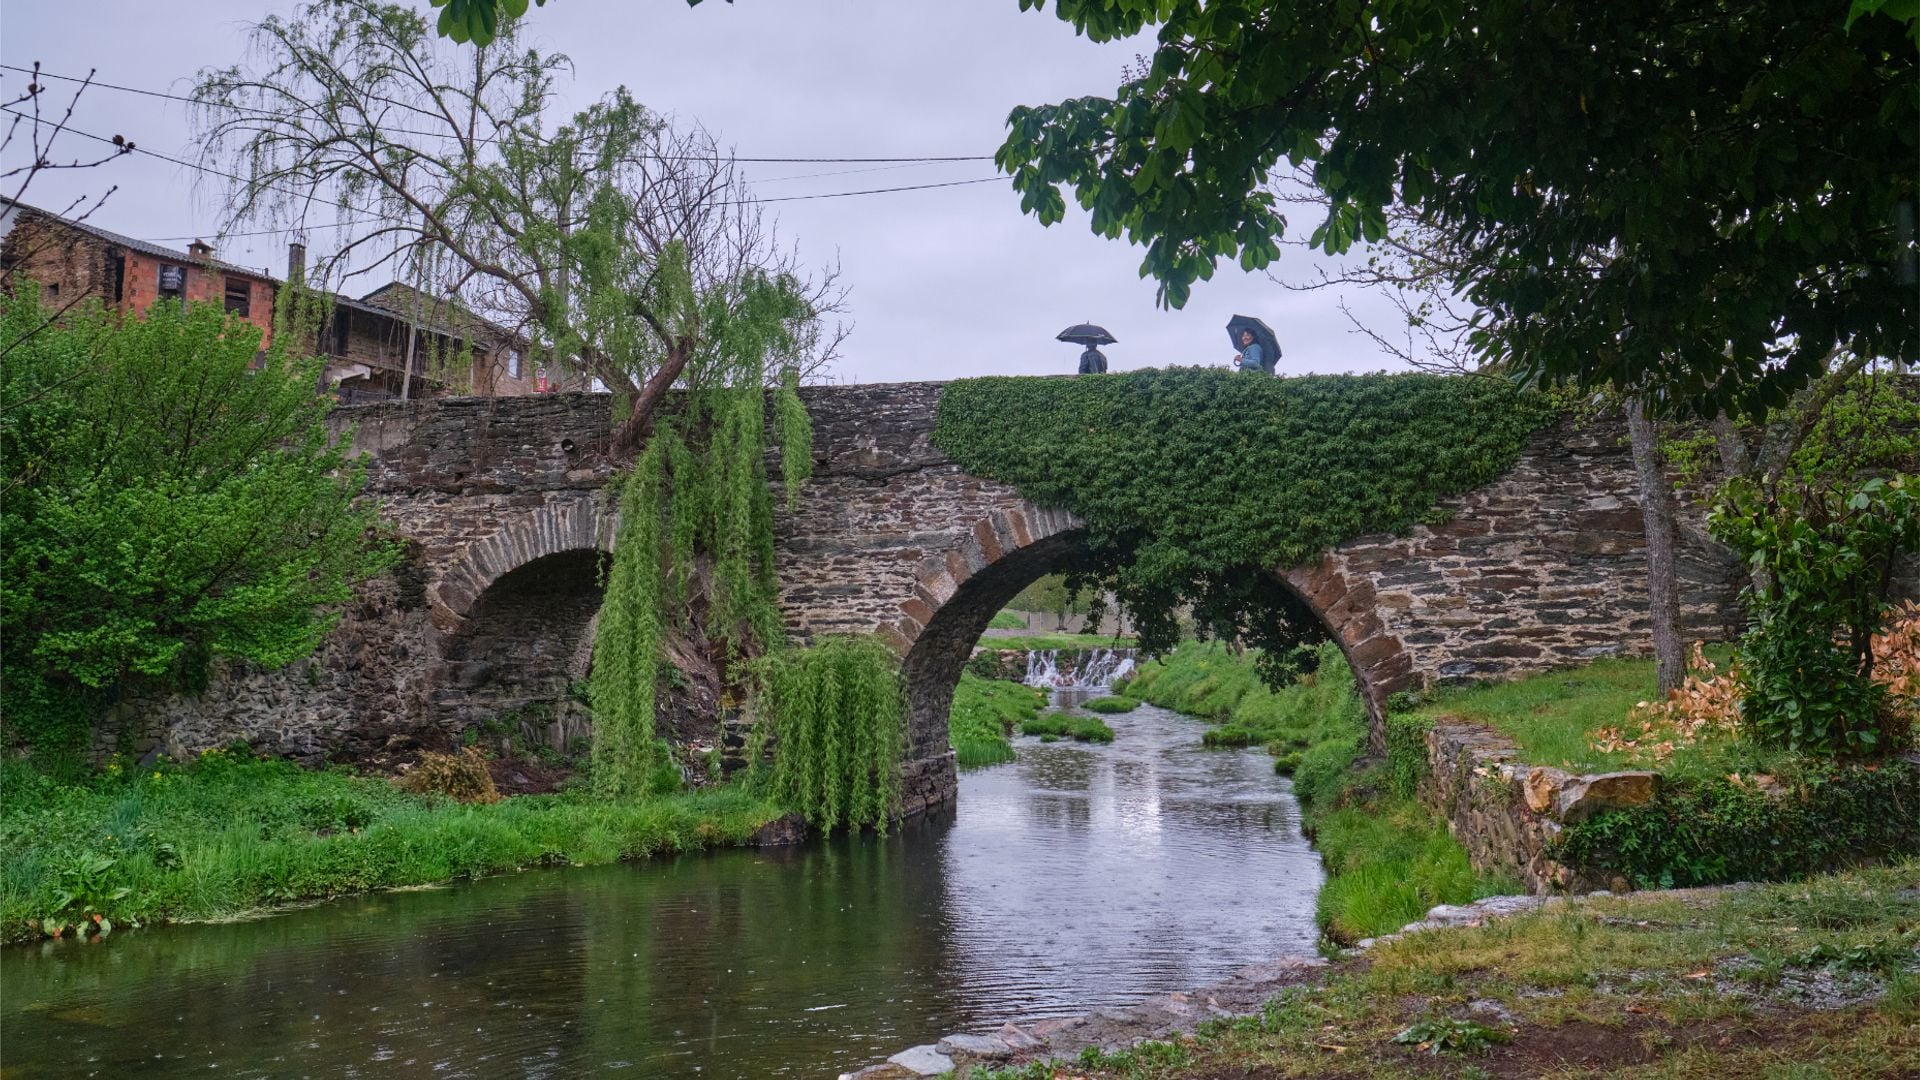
987;610;1027;630
0;292;395;757
999;0;1916;415
1384;714;1435;801
753;637;904;832
1712;474;1919;754
1393;1017;1511;1055
934;370;1551;674
0;750;781;941
949;672;1045;768
1005;573;1096;617
1129;640;1361;762
971;633;1136;652
1081;696;1139;714
1554;761;1920;890
1019;713;1115;743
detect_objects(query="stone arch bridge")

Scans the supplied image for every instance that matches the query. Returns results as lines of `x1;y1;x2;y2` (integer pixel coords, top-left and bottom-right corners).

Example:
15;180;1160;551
133;383;1741;812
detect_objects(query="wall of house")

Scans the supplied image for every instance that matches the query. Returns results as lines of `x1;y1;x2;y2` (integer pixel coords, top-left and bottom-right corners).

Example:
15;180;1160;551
0;215;116;304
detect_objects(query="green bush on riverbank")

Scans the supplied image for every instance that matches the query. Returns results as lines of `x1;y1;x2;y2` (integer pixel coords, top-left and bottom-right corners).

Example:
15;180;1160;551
1125;641;1509;944
0;751;781;943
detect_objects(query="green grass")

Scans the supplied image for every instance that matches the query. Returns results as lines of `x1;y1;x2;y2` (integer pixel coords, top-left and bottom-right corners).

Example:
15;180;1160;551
1128;640;1512;942
987;861;1920;1079
1402;650;1788;779
987;610;1028;630
949;672;1047;768
0;750;782;942
1082;696;1140;714
972;632;1136;651
1019;713;1116;743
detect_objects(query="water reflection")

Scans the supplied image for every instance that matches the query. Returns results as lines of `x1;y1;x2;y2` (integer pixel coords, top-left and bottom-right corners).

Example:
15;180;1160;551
2;702;1322;1078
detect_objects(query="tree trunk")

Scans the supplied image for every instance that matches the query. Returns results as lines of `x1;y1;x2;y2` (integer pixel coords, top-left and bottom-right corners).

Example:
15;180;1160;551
1627;397;1686;694
610;340;692;455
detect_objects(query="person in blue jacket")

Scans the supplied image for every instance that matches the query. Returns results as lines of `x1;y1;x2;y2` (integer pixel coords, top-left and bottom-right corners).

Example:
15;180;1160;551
1234;329;1266;373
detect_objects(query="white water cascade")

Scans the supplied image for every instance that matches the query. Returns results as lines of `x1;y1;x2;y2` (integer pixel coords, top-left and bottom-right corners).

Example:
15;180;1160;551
1023;648;1136;691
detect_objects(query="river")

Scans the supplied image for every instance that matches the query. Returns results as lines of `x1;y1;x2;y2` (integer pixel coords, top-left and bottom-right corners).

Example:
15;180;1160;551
2;697;1323;1078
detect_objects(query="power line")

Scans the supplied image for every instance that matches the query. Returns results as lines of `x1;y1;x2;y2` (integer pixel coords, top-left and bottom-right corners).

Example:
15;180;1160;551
3;63;996;164
0;105;1003;245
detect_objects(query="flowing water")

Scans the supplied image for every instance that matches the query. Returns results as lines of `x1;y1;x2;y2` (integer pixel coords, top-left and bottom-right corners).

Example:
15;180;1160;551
1023;648;1136;690
2;693;1323;1078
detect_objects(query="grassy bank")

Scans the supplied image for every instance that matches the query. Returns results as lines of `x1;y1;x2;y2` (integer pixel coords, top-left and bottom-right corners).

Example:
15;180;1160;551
1401;657;1920;890
950;673;1048;768
0;751;782;943
1400;650;1784;779
986;860;1920;1078
1123;642;1514;944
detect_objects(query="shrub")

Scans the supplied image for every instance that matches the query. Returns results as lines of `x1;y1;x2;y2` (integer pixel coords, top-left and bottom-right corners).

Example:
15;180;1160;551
397;749;500;804
1083;696;1140;714
1554;760;1920;889
0;292;395;756
1711;474;1919;754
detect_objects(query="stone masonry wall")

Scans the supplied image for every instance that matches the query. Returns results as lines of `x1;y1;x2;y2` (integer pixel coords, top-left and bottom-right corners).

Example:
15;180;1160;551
1286;414;1742;738
1422;720;1660;894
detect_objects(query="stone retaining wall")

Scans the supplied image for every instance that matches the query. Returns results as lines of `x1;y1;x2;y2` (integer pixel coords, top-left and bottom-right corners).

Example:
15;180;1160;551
1422;720;1659;894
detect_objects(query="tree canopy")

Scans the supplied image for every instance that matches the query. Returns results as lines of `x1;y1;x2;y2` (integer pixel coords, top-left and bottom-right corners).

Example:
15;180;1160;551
995;0;1917;417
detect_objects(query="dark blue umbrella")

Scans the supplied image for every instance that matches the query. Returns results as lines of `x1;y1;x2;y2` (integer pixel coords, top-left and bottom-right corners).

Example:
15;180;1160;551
1057;322;1117;346
1226;315;1281;373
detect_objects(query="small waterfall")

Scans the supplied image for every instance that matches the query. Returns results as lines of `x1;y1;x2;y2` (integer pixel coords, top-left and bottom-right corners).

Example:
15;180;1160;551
1023;647;1136;690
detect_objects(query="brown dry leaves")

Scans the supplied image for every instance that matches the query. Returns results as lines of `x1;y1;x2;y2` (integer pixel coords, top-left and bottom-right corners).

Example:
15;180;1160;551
1590;601;1920;762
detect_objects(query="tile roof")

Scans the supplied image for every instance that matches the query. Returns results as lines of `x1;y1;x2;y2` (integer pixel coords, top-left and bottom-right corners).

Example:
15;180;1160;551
1;196;277;280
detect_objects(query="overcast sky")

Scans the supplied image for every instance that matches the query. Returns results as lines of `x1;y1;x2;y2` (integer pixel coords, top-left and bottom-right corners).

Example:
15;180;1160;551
1;1;1413;383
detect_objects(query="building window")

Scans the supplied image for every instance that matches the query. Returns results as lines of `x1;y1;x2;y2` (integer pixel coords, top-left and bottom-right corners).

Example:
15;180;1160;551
224;277;251;318
157;264;186;302
332;310;351;356
507;349;523;379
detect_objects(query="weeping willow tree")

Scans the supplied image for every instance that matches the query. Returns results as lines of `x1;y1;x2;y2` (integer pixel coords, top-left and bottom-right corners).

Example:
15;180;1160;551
585;253;820;798
752;637;906;833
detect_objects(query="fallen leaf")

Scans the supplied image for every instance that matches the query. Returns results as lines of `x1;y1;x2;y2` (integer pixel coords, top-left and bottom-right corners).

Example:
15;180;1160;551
1684;970;1711;979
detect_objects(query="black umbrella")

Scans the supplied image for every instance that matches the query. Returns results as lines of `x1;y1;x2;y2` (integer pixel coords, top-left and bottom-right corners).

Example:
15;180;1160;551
1057;322;1117;346
1226;314;1281;373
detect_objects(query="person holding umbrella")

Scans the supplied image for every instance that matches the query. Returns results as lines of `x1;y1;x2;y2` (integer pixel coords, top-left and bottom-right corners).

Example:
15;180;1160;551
1057;322;1116;374
1226;314;1281;375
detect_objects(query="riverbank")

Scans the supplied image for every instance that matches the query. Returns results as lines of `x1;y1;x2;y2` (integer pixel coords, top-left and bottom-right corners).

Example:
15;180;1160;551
0;751;787;943
1120;641;1516;943
867;860;1920;1078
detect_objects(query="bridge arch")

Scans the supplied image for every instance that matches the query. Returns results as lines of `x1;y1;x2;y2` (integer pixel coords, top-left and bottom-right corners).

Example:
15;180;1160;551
426;496;613;634
885;501;1408;801
426;497;613;743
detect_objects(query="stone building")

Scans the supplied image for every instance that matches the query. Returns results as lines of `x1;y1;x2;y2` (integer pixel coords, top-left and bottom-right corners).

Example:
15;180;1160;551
0;196;544;401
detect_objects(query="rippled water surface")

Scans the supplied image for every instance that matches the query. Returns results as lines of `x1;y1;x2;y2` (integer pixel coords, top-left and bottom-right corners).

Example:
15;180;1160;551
3;700;1322;1078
